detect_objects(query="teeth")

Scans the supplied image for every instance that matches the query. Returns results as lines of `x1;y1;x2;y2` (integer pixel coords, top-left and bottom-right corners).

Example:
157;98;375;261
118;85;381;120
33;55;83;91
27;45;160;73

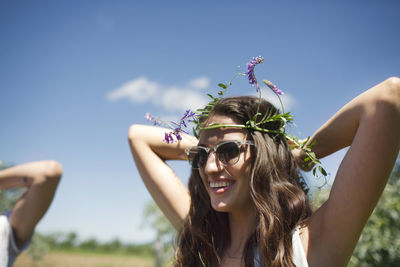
209;181;232;188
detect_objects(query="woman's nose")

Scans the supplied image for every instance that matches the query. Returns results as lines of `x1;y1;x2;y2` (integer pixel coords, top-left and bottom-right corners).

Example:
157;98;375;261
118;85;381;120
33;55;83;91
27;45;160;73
203;151;223;174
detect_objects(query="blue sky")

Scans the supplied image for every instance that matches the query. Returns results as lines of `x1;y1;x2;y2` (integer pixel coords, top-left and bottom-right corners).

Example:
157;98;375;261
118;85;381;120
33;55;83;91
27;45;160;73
1;1;399;243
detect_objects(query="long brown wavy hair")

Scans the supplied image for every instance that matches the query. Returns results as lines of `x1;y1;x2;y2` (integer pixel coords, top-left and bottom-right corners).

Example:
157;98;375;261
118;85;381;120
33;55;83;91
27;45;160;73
175;96;311;267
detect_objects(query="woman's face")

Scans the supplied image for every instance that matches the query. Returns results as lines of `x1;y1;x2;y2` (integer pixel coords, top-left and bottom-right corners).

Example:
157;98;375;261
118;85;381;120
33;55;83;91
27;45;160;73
198;114;253;213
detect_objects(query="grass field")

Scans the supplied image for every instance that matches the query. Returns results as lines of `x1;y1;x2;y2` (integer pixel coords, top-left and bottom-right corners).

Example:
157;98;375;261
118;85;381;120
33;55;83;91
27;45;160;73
14;250;155;267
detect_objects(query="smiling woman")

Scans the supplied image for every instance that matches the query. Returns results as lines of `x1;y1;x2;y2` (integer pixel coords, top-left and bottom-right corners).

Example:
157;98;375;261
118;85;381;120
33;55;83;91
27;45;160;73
173;96;311;267
197;115;255;213
128;59;400;267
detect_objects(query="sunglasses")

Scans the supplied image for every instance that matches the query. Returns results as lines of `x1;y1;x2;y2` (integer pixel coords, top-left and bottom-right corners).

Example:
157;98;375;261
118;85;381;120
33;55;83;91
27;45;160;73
185;140;254;169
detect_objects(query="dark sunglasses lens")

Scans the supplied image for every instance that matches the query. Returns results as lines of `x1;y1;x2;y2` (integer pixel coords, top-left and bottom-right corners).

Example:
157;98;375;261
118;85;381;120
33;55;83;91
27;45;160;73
217;142;240;165
188;147;207;169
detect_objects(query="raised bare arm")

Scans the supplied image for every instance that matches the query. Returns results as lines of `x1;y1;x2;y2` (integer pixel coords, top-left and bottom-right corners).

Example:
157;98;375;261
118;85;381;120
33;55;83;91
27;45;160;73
128;124;197;230
0;160;62;248
304;77;400;266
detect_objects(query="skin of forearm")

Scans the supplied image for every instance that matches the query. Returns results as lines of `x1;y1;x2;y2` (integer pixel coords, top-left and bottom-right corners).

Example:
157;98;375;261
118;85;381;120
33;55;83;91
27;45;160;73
306;103;361;159
129;125;193;229
0;168;33;189
129;124;198;161
306;77;400;160
0;161;62;190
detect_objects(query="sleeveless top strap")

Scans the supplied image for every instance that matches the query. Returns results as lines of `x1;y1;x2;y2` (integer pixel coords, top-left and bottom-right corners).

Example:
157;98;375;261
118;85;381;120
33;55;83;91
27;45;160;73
292;226;309;267
254;227;308;267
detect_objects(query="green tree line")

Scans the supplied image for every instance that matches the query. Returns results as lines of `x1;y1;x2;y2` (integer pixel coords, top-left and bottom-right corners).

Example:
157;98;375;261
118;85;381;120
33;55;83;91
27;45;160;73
31;231;153;256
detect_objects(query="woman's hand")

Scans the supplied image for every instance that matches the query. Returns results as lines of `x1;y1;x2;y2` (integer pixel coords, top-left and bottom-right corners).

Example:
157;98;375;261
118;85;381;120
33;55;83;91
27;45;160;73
288;138;314;172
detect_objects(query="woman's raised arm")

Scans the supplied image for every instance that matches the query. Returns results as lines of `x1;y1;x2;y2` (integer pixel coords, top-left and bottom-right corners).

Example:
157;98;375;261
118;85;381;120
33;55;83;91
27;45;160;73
128;124;197;230
304;77;400;266
0;160;62;248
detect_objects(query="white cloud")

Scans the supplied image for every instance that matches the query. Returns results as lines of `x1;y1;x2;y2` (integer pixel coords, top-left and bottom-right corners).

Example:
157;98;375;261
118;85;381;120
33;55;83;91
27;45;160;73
107;75;296;118
107;77;159;103
187;77;210;89
107;77;209;113
107;76;295;115
161;88;208;112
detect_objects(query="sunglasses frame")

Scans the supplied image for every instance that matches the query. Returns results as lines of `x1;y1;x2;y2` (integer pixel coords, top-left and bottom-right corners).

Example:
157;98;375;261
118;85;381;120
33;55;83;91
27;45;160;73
185;140;254;169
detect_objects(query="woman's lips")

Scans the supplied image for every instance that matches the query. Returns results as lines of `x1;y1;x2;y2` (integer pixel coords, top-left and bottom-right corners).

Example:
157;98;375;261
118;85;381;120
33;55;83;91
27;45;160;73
208;180;235;194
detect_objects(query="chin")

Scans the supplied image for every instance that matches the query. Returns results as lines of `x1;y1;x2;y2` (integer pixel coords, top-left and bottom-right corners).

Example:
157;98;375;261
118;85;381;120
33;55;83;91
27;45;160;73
211;202;231;213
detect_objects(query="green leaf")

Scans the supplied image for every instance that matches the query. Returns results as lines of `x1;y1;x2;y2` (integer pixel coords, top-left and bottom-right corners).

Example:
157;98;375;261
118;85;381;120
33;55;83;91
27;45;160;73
301;136;310;148
206;94;215;100
245;120;256;128
218;83;227;89
193;127;199;139
262;80;270;85
309;140;317;148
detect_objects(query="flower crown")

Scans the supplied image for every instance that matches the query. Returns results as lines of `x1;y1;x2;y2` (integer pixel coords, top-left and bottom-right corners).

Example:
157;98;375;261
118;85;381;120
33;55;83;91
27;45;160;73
146;56;327;178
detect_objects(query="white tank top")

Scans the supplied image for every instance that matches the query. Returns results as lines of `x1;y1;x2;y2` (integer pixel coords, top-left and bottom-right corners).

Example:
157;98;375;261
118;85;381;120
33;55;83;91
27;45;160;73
254;227;308;267
291;227;309;267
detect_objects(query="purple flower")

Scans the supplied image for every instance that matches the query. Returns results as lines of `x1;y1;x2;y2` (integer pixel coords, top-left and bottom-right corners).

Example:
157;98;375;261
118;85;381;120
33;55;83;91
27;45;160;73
174;129;183;141
246;56;264;91
144;112;152;120
145;112;161;125
164;132;174;144
163;129;184;144
264;80;284;95
181;110;198;123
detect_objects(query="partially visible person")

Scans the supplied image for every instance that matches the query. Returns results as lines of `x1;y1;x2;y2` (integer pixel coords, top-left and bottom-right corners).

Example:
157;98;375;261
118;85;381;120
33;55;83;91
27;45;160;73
0;161;62;267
